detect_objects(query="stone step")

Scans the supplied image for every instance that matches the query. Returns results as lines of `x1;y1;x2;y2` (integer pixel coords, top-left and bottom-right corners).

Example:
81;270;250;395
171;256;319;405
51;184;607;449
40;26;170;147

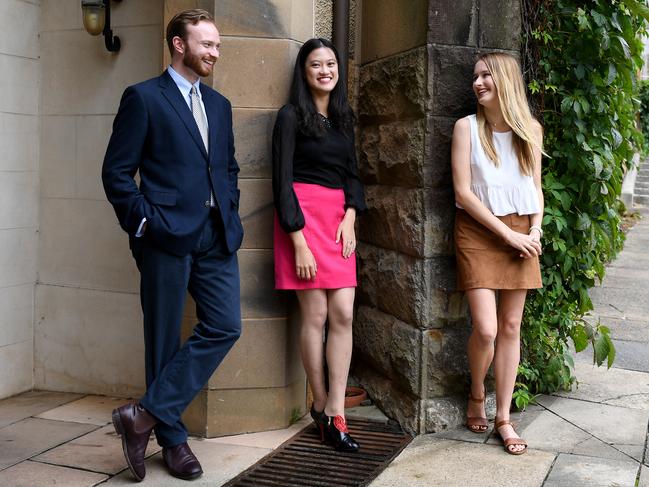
634;194;649;205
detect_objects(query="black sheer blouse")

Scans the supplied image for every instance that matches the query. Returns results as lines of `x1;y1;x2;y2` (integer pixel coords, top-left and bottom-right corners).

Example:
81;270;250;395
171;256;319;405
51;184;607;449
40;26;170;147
272;104;366;233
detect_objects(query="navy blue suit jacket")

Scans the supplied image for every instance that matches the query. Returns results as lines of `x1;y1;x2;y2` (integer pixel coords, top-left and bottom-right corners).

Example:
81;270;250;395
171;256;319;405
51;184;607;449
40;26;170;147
102;70;243;256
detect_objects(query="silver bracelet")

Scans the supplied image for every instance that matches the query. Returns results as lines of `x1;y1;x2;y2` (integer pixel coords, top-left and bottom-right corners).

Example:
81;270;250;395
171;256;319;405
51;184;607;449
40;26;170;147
529;225;543;238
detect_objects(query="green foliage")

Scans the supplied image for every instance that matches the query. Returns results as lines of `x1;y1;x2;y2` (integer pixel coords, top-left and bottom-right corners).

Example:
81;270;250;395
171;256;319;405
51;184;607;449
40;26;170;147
289;407;303;425
638;79;649;154
517;0;646;408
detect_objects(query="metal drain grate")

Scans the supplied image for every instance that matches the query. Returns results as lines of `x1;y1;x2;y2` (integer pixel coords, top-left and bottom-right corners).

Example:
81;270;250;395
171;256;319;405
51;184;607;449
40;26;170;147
224;418;412;487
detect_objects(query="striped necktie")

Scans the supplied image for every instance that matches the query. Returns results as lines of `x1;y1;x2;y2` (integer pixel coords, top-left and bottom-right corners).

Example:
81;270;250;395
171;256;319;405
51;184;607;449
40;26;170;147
190;86;215;207
190;86;208;152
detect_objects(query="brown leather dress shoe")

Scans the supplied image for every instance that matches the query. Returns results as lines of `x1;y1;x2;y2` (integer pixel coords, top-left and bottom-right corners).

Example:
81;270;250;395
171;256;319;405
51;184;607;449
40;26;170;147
162;442;203;480
112;403;157;482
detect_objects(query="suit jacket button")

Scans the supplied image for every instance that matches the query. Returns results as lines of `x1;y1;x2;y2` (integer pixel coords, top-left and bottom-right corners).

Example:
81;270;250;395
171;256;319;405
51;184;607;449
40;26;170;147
204;200;210;207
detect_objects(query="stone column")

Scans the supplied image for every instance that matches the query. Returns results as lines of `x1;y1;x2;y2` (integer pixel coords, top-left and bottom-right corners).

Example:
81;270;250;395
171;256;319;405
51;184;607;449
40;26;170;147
353;0;522;434
164;0;313;437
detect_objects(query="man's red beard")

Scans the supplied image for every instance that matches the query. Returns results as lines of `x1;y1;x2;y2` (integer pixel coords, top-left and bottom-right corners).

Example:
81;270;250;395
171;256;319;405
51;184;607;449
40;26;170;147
183;49;214;77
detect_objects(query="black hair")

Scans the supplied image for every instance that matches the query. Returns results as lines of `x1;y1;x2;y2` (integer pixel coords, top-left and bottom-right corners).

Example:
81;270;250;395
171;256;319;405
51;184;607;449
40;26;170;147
288;38;355;137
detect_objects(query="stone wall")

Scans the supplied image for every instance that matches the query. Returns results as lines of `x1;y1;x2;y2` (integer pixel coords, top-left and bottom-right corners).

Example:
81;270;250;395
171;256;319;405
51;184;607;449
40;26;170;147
165;0;312;437
0;0;40;399
353;0;522;433
34;0;165;398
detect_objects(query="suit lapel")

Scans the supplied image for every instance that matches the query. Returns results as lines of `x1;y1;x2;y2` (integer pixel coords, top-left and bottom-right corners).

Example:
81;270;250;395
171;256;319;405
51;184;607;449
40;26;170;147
201;84;220;165
159;71;208;161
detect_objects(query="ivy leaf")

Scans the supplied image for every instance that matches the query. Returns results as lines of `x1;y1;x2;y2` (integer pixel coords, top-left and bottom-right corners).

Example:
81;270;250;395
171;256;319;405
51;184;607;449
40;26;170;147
593;154;603;177
571;324;589;352
573;100;582;117
575;64;586;79
622;0;649;21
593;334;610;367
611;128;623;148
600;30;611;49
614;35;631;58
576;8;591;30
591;10;608;27
576;213;591;230
561;97;573;113
564;353;575;371
606;64;617;84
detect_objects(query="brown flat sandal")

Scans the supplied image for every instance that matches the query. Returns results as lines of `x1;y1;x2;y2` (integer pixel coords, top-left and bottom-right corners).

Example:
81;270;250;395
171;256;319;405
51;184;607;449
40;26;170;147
495;420;528;455
465;393;488;433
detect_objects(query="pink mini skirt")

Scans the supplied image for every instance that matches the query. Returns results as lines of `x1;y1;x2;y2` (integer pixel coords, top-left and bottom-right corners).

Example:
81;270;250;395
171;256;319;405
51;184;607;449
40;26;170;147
274;182;357;290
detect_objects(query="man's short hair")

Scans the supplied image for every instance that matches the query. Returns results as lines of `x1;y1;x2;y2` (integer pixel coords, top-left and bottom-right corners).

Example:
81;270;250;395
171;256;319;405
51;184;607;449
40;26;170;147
166;9;215;54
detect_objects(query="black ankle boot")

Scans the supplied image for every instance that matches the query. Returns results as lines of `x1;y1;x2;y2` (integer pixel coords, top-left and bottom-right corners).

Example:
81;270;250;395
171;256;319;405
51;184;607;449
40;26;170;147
310;405;327;442
325;415;359;452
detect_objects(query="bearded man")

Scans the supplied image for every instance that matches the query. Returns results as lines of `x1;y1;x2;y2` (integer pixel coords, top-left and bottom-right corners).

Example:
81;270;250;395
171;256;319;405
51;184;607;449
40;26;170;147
102;9;243;482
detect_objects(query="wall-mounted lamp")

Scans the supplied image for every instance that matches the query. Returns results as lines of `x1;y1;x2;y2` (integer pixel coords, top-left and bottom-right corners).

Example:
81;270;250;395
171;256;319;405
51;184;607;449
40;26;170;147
81;0;122;52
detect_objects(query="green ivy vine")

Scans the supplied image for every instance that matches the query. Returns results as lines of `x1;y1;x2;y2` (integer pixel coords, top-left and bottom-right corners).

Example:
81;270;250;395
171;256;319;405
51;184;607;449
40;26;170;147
516;0;648;408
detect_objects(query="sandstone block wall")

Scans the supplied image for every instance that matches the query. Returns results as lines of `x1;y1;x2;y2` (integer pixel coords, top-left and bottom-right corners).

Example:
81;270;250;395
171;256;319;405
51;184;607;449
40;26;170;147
165;0;312;437
353;0;522;433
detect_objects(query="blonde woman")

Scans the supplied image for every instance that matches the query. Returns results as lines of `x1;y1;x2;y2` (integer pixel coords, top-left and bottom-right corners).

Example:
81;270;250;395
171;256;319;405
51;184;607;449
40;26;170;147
451;52;544;455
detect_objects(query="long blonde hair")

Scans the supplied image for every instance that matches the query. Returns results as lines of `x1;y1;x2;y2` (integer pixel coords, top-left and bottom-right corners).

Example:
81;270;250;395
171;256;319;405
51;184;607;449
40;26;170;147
475;53;543;176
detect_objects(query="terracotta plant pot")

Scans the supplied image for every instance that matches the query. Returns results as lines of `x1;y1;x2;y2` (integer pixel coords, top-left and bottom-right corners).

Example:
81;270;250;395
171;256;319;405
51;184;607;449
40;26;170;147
344;386;367;408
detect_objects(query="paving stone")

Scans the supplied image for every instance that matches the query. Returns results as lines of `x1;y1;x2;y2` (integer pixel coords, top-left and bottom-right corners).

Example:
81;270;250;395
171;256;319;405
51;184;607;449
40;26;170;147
553;362;649;410
543;453;638;487
433;406;542;444
205;416;310;449
609;340;649;373
0;391;83;428
640;465;649;486
346;405;390;424
433;423;493;444
589;287;649;321
0;460;107;487
603;265;649;281
34;424;160;475
594;316;649;342
0;418;97;470
599;272;649;290
104;439;271;486
370;437;554;487
35;395;127;426
536;396;648;461
488;408;630;461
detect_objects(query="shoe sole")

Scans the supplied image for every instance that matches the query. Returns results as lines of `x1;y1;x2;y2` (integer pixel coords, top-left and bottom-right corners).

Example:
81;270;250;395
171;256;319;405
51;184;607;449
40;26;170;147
168;469;203;480
112;409;144;482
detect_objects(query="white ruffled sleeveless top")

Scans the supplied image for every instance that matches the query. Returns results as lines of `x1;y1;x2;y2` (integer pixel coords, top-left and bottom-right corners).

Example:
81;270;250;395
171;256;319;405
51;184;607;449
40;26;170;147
456;114;540;216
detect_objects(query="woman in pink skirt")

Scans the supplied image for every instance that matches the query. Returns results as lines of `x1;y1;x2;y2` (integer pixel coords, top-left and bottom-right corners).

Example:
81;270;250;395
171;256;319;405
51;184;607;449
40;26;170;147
272;37;366;452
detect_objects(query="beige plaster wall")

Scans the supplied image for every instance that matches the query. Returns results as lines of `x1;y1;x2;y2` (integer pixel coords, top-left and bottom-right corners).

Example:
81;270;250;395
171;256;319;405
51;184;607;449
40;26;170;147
34;0;165;397
0;0;41;399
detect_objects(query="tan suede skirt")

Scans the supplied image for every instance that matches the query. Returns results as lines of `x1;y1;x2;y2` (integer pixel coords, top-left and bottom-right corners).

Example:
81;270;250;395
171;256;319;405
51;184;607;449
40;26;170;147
454;210;542;291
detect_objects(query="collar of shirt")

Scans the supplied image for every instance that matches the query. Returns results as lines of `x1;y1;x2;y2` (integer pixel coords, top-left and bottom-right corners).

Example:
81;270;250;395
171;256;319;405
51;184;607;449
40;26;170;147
167;65;202;109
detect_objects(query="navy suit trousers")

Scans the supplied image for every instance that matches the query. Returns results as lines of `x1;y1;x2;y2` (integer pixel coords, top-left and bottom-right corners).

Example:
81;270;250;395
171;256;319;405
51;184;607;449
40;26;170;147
132;214;241;448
